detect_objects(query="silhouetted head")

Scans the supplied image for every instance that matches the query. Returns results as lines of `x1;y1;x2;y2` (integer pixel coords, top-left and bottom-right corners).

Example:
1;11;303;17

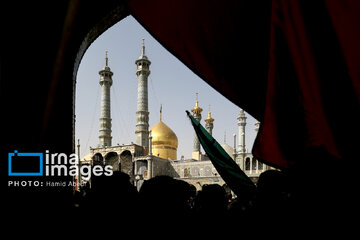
139;175;193;217
82;171;138;218
256;170;290;215
194;184;227;217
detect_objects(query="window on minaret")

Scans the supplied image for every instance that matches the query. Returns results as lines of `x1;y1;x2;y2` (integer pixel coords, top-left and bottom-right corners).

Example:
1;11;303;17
245;157;250;170
252;158;257;170
258;161;263;170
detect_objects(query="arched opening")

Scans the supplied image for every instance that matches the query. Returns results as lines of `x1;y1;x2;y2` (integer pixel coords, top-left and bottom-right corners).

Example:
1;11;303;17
92;153;103;165
73;3;264;205
258;159;263;171
191;167;200;177
245;157;251;171
105;152;119;171
204;166;212;177
184;168;189;178
252;157;257;171
75;15;259;165
119;150;133;176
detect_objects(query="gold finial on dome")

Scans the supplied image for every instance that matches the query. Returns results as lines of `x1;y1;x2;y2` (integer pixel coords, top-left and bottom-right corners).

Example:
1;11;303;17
160;104;162;121
205;104;214;123
192;92;203;114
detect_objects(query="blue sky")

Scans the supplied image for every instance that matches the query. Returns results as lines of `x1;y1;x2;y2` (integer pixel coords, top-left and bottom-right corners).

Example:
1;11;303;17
75;16;258;159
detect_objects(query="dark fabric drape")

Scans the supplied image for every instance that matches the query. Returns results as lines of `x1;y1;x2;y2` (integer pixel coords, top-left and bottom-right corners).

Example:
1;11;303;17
253;0;360;169
127;0;360;169
127;0;271;121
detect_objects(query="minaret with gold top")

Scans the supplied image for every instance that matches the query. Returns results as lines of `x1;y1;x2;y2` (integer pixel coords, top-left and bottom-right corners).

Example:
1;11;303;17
205;105;214;136
192;93;203;160
135;39;150;152
98;51;113;147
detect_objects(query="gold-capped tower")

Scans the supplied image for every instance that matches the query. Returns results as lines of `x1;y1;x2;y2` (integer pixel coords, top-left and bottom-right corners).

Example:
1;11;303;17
205;105;214;136
205;109;214;124
191;93;203;160
191;92;203;115
150;106;178;160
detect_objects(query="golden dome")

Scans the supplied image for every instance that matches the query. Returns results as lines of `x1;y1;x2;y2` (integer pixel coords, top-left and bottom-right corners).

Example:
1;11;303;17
151;120;178;160
151;120;178;148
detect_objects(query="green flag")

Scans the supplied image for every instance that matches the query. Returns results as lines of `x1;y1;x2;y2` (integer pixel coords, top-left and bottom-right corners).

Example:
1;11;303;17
186;111;256;197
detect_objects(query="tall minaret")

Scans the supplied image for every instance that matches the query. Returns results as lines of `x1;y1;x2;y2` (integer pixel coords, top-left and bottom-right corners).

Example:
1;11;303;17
192;93;203;160
98;51;113;147
237;109;247;153
135;39;150;152
205;105;214;136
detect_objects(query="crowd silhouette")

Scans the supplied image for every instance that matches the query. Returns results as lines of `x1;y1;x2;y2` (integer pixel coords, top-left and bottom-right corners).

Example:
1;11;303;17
72;154;349;235
72;169;302;230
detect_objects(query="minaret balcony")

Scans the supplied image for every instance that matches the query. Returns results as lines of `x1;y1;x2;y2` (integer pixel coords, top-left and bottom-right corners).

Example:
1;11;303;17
136;69;151;76
99;78;113;86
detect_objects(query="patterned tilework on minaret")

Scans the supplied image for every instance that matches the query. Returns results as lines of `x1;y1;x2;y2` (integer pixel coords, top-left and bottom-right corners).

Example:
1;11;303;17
135;39;151;151
98;51;113;147
191;93;203;160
